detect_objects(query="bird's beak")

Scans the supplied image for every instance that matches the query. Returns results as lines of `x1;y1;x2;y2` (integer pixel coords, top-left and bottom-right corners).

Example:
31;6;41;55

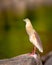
23;19;26;23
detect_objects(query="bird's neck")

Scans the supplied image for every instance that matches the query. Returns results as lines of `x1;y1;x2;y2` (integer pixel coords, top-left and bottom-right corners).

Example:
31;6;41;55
26;22;34;35
26;22;32;28
26;22;33;30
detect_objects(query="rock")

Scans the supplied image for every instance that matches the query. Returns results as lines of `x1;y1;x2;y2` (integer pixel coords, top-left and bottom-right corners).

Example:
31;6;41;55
0;53;42;65
44;57;52;65
41;51;52;65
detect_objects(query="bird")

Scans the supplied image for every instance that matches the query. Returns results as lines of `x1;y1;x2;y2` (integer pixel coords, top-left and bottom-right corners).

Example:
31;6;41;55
23;18;43;55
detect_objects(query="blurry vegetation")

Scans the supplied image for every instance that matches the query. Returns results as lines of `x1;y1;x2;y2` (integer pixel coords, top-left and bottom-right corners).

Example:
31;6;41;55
0;1;52;59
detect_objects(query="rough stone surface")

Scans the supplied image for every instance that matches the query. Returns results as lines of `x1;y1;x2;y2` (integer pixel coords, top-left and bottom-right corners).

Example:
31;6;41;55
44;57;52;65
0;53;42;65
41;51;52;65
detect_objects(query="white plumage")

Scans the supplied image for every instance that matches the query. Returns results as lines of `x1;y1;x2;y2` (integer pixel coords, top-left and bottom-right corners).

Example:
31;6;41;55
23;18;43;53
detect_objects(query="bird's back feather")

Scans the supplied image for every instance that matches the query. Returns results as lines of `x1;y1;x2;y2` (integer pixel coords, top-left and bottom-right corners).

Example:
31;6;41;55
29;31;43;53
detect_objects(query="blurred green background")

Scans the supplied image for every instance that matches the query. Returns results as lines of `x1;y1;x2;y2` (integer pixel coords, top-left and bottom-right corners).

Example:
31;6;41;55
0;0;52;59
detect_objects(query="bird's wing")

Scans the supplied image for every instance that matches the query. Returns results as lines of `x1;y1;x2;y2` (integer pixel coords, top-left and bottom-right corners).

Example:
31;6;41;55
30;31;43;53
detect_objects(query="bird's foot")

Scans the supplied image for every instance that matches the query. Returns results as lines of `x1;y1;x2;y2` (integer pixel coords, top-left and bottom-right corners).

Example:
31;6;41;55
28;52;38;60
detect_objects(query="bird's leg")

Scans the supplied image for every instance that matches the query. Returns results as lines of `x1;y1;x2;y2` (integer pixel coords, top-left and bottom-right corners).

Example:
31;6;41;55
29;46;37;56
32;46;37;55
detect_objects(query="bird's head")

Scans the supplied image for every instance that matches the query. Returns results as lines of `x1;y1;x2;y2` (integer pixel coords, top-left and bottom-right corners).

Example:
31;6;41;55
23;18;31;24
